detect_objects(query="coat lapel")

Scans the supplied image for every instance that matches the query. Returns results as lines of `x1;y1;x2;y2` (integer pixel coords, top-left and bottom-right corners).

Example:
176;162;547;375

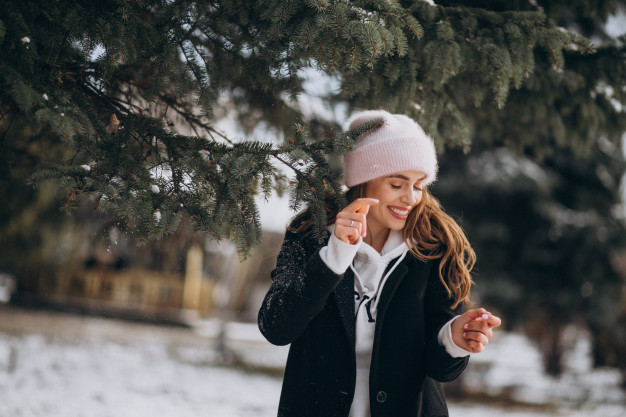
375;261;409;325
333;256;414;347
334;268;356;347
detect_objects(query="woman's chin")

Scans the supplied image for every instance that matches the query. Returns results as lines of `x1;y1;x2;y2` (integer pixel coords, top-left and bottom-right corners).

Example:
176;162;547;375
387;220;407;230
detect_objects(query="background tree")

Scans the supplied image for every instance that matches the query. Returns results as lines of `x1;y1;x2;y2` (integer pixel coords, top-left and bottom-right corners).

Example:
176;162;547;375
424;0;626;383
0;117;72;298
0;0;599;249
434;141;626;380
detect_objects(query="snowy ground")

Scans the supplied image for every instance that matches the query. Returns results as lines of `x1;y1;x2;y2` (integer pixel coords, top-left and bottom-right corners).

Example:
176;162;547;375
1;305;625;417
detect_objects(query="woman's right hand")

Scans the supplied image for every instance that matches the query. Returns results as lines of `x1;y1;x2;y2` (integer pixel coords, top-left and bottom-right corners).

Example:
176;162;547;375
334;198;379;245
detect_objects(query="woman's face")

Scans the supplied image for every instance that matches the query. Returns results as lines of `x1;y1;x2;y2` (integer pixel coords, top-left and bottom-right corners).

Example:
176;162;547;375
365;170;426;237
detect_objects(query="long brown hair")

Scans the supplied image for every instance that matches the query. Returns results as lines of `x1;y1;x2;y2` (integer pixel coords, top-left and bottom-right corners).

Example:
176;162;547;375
403;188;475;309
289;185;475;309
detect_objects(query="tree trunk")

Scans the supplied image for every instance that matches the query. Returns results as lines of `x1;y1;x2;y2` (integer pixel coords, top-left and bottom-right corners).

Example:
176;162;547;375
541;322;564;376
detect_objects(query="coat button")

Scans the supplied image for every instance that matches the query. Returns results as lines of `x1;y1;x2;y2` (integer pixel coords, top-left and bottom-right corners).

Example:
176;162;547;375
376;391;387;403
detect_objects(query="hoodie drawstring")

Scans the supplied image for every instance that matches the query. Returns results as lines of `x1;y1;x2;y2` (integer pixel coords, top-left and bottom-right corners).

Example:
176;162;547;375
350;249;408;316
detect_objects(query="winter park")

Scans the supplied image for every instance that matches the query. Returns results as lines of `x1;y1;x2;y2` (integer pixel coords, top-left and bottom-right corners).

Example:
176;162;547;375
2;1;626;417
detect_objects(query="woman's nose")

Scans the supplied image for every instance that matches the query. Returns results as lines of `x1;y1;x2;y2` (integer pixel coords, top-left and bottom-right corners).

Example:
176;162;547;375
402;189;417;206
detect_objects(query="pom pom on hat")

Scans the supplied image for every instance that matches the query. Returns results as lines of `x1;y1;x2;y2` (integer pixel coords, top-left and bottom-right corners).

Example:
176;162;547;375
343;110;438;187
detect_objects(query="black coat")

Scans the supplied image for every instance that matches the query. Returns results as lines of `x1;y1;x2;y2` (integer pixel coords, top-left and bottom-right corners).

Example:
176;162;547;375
258;227;469;417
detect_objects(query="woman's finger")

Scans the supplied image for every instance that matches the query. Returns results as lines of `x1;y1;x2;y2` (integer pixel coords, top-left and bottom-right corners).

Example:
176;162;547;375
467;340;485;353
337;212;367;227
463;331;489;346
343;218;362;239
464;308;502;329
485;314;502;328
334;216;363;244
336;210;367;221
336;212;367;239
335;225;357;244
334;198;378;244
344;198;379;215
462;308;489;322
463;322;494;339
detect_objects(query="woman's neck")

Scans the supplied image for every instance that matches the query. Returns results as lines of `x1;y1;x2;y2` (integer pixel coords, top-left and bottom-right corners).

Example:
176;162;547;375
364;226;390;253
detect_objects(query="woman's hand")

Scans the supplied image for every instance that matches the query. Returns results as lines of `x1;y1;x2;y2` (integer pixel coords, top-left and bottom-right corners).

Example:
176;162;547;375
451;308;502;353
334;198;379;245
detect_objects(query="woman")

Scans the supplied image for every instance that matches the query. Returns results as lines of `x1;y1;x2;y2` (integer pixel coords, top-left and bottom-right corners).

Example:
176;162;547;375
258;110;501;417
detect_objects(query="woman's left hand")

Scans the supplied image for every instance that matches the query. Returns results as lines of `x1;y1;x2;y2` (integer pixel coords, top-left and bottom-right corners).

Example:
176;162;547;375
451;308;502;353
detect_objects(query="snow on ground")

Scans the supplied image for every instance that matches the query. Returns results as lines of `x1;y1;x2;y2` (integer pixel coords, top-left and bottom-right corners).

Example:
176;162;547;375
1;305;625;417
0;332;279;417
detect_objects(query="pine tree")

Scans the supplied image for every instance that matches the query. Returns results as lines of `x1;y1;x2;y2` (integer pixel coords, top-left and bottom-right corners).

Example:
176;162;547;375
0;0;620;254
427;0;626;382
435;140;626;378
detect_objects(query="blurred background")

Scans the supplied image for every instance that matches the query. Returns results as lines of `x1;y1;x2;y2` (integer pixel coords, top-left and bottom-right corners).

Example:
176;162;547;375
2;1;626;416
2;113;626;416
2;137;626;416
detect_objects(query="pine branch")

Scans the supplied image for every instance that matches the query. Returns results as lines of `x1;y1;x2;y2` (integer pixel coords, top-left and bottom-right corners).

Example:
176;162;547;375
0;0;612;254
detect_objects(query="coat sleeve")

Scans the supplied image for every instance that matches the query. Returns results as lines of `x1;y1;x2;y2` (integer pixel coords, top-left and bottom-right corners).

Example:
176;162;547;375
422;260;469;382
258;229;345;346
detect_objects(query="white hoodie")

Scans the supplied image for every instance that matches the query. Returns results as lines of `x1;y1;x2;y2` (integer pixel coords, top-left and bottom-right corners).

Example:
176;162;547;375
320;227;470;417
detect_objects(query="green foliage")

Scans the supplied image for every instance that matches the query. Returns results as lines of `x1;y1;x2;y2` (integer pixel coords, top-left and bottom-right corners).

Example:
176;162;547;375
0;0;623;257
435;133;626;373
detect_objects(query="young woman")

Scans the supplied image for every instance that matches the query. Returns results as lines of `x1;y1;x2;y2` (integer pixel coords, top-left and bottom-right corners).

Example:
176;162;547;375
258;110;501;417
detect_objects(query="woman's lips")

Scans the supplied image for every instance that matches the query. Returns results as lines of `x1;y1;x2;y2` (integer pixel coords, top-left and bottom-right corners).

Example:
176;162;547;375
388;206;410;220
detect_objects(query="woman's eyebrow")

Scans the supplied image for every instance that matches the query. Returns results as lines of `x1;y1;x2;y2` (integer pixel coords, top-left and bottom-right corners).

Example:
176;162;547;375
387;174;427;181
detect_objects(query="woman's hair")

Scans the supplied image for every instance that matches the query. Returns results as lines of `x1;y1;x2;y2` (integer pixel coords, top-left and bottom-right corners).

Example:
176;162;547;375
288;184;475;309
402;187;475;309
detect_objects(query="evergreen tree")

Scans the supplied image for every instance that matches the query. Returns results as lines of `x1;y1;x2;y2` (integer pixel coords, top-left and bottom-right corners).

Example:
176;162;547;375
427;0;626;382
0;115;72;297
0;0;608;253
435;141;626;379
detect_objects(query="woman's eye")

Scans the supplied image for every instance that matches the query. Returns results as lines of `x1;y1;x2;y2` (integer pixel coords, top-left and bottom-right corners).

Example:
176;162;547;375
391;184;402;189
414;186;423;192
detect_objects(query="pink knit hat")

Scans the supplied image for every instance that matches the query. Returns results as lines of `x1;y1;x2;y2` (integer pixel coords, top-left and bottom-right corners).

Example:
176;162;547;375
343;110;438;187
